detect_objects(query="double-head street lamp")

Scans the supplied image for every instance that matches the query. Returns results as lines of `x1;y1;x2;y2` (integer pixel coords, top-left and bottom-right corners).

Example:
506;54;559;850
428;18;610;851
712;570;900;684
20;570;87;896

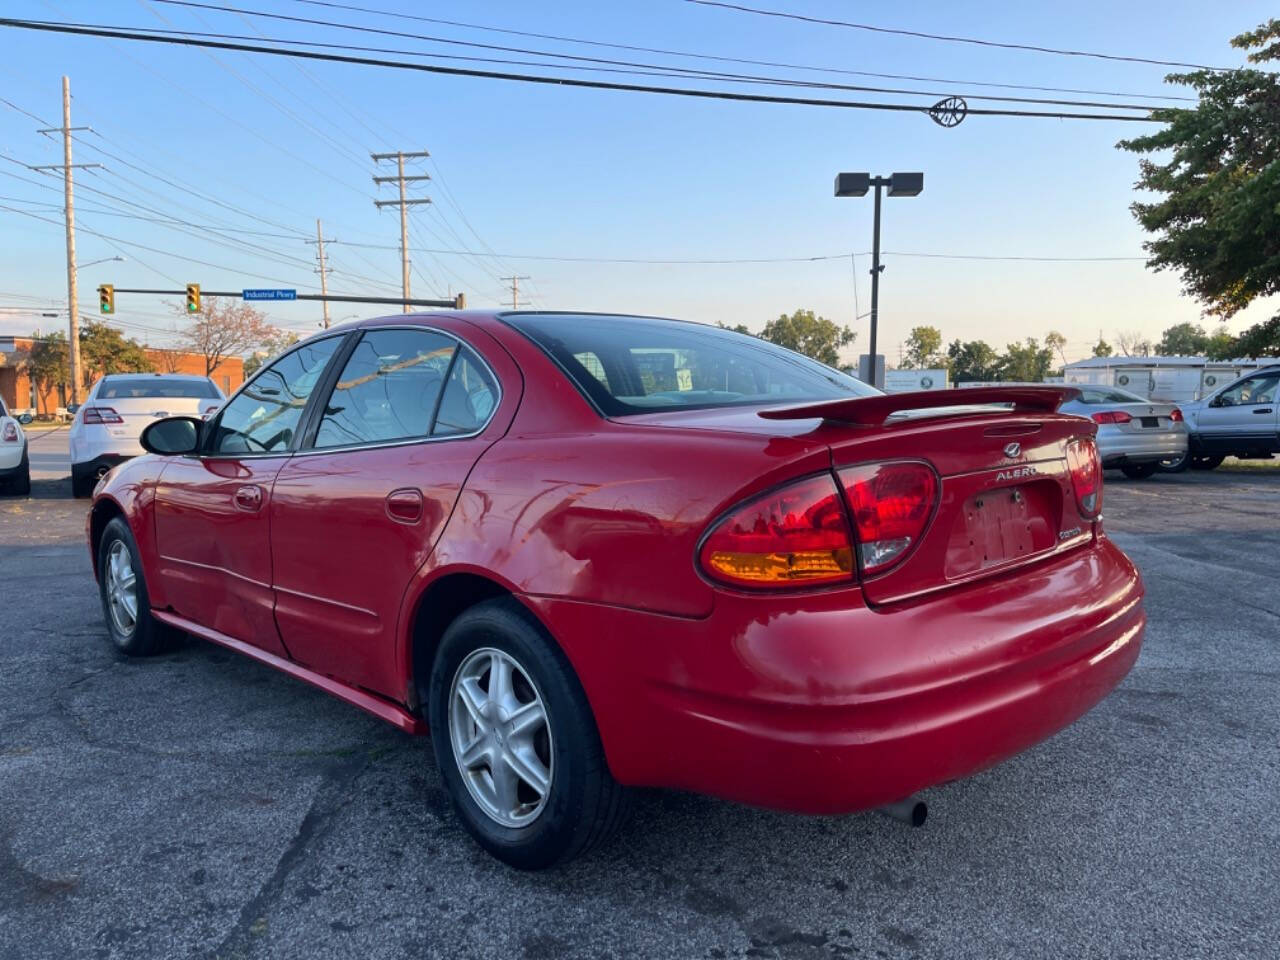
834;172;923;388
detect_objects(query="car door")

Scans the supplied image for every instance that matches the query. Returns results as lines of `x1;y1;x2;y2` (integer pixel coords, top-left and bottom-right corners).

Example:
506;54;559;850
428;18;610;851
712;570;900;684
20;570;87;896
269;325;509;698
152;335;345;654
1196;372;1280;454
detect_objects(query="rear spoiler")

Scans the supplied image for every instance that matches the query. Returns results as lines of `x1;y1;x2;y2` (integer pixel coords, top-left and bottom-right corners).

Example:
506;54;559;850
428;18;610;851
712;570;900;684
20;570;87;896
759;386;1081;427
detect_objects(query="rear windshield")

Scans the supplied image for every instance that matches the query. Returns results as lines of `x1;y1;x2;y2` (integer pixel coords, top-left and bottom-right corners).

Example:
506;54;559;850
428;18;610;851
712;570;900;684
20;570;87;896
1078;387;1145;404
505;313;877;416
98;377;220;400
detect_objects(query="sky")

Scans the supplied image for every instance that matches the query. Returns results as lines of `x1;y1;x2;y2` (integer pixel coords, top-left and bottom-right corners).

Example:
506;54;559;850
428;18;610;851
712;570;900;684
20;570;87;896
1;0;1276;366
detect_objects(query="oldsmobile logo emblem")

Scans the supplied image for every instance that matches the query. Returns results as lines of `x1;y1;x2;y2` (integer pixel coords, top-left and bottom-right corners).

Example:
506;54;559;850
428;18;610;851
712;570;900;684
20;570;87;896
1003;442;1022;458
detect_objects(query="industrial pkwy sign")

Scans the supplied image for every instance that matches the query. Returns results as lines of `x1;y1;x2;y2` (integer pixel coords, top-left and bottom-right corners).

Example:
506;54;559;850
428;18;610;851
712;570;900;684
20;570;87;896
242;289;297;301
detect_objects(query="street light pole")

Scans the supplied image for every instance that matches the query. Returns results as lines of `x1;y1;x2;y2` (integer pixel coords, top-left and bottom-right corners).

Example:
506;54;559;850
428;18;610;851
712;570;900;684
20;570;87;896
869;180;883;379
834;171;924;389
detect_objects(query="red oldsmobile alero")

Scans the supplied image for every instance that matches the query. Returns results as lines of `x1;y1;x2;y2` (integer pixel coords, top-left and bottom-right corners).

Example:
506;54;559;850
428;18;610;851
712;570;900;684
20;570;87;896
87;311;1143;868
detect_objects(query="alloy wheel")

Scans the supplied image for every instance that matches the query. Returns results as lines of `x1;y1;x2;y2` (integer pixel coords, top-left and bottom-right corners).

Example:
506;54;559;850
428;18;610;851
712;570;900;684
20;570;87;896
448;647;554;828
104;539;138;636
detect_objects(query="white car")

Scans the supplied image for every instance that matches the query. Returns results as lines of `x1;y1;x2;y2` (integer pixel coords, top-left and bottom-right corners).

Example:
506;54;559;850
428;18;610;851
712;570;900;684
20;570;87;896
1057;385;1188;479
70;373;224;497
0;396;30;496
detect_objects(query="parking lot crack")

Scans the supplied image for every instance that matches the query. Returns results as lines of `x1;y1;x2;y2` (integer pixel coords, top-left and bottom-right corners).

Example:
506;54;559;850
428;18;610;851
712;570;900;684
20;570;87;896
206;752;371;960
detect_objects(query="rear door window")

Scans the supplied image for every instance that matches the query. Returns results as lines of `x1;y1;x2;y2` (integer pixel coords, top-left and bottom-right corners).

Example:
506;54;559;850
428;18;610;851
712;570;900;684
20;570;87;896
313;329;457;449
432;347;498;437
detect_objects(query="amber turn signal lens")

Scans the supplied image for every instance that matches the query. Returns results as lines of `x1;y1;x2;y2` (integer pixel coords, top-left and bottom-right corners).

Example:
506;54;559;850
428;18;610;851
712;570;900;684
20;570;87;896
699;475;855;588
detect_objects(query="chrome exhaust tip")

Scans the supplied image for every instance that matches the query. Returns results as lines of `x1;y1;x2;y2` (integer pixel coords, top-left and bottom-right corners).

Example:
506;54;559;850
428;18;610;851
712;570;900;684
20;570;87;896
877;796;927;827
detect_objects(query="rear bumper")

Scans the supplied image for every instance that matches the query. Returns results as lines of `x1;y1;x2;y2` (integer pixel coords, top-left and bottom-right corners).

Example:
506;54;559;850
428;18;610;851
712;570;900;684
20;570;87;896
1097;426;1187;466
72;453;133;486
0;441;25;473
526;534;1143;814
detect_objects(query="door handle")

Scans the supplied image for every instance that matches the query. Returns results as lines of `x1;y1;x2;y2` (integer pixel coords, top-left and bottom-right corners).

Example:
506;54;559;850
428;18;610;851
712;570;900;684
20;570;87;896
1252;407;1273;414
233;484;264;512
386;488;423;524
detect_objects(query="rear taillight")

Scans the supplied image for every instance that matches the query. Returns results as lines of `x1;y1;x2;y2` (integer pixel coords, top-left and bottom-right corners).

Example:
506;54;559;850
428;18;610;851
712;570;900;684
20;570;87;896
1066;437;1102;519
1169;407;1183;422
82;406;123;425
838;461;938;576
1090;410;1132;425
698;475;854;588
2;422;16;442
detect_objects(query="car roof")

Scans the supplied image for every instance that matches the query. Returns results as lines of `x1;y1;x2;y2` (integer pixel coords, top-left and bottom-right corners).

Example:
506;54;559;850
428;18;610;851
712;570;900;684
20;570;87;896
101;372;211;381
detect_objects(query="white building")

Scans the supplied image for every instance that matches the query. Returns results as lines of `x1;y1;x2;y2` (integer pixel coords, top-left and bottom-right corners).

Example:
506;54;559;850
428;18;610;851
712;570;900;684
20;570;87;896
1061;356;1268;403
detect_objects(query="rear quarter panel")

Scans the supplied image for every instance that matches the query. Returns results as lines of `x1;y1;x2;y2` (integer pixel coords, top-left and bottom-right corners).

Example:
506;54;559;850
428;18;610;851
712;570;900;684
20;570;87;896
422;424;833;618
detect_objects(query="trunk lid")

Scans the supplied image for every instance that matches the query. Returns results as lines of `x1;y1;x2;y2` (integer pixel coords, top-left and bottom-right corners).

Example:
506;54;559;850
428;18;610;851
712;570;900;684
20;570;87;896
1098;401;1180;433
822;412;1095;605
88;396;218;440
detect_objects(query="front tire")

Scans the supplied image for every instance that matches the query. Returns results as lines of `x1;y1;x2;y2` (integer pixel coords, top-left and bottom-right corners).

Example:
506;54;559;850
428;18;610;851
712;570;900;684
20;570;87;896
428;597;630;869
1120;462;1160;480
97;517;174;656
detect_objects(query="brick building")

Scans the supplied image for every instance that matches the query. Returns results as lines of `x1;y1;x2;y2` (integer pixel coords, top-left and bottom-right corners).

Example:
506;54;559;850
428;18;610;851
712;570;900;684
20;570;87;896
0;336;245;415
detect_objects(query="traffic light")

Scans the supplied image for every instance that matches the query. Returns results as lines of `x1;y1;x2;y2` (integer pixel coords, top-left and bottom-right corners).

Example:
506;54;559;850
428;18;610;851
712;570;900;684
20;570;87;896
98;284;114;315
185;283;201;314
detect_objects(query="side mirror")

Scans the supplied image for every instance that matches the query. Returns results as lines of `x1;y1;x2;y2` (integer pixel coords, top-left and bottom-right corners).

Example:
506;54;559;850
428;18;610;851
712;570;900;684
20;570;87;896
17;413;33;425
140;416;202;456
66;403;80;415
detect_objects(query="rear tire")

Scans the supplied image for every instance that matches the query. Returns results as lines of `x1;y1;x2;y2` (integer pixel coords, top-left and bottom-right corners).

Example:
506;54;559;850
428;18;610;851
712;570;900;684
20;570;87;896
1161;452;1189;473
428;597;631;870
1189;455;1224;471
1120;462;1160;480
71;468;95;499
97;517;174;656
5;452;30;496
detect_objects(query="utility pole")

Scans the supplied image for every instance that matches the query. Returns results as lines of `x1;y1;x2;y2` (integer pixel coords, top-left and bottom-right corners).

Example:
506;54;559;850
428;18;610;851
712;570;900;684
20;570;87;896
372;150;432;313
306;219;334;328
30;79;98;404
500;276;531;310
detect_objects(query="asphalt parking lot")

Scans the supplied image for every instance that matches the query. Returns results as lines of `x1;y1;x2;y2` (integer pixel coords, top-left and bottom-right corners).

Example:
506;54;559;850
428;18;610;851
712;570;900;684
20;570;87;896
1;466;1277;960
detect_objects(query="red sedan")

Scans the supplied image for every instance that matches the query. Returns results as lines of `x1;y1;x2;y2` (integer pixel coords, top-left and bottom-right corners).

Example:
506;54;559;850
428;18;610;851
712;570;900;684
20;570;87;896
87;311;1143;869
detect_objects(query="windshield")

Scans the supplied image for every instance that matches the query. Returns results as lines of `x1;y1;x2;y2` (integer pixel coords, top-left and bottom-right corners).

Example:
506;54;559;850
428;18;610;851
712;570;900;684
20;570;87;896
505;313;877;416
1078;386;1147;404
98;377;221;400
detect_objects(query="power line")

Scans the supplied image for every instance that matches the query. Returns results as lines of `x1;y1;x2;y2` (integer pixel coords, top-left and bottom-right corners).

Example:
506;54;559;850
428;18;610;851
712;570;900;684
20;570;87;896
136;2;1176;111
286;0;1191;102
684;0;1228;71
0;18;1160;122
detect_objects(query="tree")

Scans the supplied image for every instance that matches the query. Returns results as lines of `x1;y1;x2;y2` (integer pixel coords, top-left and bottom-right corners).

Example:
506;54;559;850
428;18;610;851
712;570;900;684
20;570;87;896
758;309;855;367
1206;325;1238;360
243;328;301;378
19;332;69;414
1118;20;1280;365
1044;330;1069;368
945;339;1000;383
715;321;753;336
1115;330;1152;357
997;338;1055;382
177;296;274;377
1156;322;1210;356
79;321;152;388
1092;338;1114;358
151;348;184;373
1236;316;1280;357
903;325;943;369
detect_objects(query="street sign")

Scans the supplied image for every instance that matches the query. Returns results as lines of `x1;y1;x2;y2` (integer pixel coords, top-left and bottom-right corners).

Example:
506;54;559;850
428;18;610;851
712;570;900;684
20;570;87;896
242;289;297;301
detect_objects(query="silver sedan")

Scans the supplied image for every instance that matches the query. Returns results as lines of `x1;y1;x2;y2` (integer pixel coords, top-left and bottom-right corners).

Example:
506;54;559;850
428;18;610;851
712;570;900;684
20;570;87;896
1060;385;1188;479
